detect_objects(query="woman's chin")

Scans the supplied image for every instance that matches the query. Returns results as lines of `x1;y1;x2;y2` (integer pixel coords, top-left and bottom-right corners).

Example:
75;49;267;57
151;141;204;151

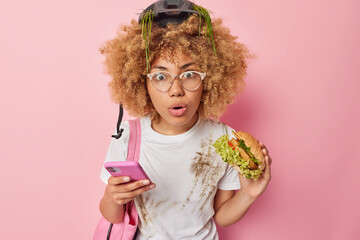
154;111;199;134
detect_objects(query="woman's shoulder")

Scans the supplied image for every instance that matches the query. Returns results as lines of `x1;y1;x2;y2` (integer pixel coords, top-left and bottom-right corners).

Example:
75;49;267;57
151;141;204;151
200;119;235;136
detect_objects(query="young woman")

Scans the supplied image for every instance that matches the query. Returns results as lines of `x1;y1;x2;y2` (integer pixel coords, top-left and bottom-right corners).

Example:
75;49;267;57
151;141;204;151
99;1;272;239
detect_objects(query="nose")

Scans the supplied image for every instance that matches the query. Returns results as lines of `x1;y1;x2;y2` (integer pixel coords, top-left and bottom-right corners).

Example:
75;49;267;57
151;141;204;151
168;78;185;97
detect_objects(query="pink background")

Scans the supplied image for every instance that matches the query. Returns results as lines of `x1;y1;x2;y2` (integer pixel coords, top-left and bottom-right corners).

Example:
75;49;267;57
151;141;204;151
0;0;359;239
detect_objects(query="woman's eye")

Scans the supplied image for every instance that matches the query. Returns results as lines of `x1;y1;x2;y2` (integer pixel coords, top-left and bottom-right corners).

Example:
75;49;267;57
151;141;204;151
154;74;166;81
184;72;194;78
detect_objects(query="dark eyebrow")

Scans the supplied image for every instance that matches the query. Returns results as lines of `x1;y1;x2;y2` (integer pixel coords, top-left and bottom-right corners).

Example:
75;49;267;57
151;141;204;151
152;66;167;70
180;62;195;70
151;62;196;71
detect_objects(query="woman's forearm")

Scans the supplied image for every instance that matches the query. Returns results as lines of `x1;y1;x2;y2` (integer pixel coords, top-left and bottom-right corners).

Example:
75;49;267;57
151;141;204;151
213;189;256;227
99;190;125;223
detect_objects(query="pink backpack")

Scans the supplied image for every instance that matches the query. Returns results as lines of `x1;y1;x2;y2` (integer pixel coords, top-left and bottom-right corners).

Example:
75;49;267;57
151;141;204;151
93;119;141;240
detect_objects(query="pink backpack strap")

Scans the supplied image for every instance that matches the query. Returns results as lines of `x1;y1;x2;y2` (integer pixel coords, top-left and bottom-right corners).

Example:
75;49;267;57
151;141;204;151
126;119;141;162
93;119;140;240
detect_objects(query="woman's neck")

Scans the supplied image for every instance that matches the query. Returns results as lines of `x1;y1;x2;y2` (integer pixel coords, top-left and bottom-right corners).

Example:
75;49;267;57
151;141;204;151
151;113;199;135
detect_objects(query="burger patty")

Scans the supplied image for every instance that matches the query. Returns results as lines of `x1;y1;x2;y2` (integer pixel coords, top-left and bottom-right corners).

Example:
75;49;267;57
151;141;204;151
229;138;258;170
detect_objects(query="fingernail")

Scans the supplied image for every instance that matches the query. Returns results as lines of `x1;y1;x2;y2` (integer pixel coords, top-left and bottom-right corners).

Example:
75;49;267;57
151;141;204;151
124;177;130;182
259;164;265;171
149;184;155;189
143;180;150;185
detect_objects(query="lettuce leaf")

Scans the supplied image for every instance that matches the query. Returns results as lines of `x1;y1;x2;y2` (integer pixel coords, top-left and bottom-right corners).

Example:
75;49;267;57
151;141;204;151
213;135;262;181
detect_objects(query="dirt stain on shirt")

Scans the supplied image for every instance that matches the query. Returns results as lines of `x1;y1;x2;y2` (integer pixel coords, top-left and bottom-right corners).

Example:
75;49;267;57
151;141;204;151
136;194;152;225
136;194;177;234
184;136;225;211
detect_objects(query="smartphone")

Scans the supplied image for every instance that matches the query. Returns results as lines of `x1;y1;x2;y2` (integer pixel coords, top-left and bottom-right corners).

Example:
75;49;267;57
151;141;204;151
104;161;151;182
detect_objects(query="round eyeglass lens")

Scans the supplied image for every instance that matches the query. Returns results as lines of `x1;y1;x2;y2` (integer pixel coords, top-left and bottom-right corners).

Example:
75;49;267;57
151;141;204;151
180;71;202;91
151;72;172;91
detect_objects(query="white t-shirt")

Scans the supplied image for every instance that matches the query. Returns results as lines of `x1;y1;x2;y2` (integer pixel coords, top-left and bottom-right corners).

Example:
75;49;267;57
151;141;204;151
100;117;240;240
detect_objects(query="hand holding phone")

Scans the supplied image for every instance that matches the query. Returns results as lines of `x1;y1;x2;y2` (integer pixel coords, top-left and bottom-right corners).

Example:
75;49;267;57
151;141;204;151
104;161;155;206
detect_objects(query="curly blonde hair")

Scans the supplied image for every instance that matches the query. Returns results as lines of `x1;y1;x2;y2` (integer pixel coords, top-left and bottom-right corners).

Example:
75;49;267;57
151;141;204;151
100;15;251;120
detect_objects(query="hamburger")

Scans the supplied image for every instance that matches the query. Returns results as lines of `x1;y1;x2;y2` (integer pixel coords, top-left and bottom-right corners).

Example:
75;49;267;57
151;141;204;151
213;131;265;180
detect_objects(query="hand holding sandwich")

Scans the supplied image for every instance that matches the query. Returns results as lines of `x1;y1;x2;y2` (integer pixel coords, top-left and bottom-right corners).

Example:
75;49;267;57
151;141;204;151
213;131;272;199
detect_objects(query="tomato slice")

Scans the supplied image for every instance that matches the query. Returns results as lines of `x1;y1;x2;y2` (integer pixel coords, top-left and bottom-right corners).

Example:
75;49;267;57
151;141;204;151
228;141;235;150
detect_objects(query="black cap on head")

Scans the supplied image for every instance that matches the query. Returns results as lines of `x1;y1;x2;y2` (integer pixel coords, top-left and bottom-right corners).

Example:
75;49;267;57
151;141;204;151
139;0;200;27
139;0;216;72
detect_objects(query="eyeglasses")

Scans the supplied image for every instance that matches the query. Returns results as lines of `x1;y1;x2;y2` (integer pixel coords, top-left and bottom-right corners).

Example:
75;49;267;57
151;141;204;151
147;71;206;92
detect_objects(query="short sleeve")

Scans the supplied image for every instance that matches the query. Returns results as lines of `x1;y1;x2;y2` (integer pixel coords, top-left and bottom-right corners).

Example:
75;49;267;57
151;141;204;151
217;163;241;190
100;121;130;184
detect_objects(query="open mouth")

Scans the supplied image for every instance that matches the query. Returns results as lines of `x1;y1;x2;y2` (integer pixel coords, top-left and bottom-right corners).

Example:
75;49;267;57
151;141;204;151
169;102;186;109
169;103;187;117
